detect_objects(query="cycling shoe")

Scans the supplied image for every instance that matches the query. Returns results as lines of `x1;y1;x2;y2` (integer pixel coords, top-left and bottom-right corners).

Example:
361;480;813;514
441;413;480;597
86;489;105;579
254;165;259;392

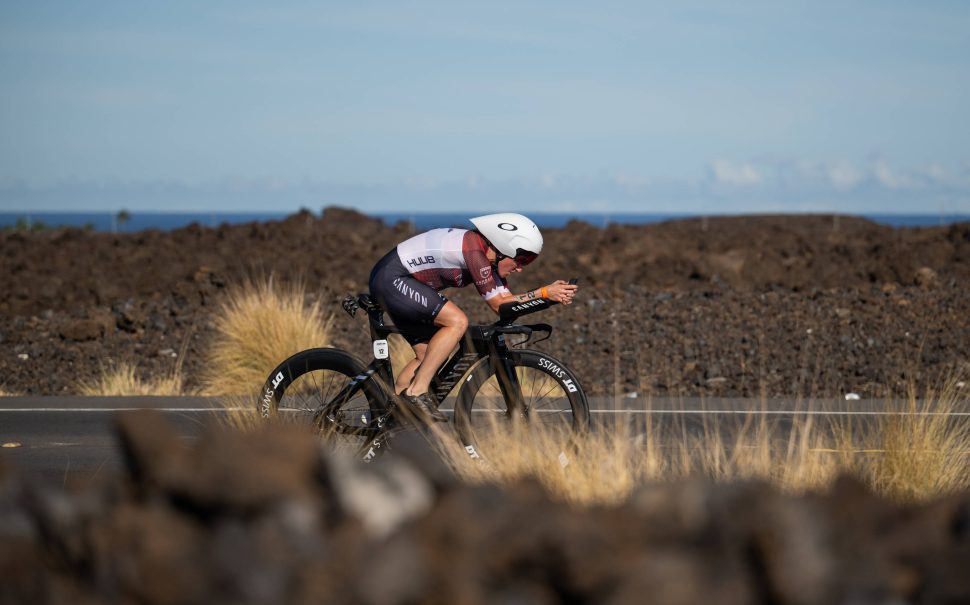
398;391;448;423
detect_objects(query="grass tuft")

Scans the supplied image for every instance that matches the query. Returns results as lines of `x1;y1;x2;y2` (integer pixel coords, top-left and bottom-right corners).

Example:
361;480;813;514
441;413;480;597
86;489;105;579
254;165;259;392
230;370;968;507
218;393;267;433
429;375;969;506
77;362;188;396
433;412;843;506
865;380;970;502
202;277;333;395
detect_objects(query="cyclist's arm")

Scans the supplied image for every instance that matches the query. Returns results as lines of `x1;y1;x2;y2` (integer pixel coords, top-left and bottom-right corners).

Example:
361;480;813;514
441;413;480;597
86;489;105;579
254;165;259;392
484;280;577;313
462;231;578;313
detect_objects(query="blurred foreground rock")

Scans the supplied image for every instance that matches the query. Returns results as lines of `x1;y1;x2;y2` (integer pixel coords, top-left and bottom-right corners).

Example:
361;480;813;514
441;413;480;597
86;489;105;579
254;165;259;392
1;411;969;604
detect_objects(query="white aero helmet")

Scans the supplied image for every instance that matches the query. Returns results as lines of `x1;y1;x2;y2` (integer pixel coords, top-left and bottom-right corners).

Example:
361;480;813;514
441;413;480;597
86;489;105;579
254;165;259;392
469;213;543;265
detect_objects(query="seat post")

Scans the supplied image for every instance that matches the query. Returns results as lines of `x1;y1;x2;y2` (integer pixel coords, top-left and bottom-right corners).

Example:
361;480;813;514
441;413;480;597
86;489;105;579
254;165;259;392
367;311;387;341
356;293;386;339
357;293;395;387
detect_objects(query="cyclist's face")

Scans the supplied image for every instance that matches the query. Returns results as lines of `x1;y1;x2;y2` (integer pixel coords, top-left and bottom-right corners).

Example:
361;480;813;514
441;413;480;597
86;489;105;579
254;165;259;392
496;256;524;277
485;244;522;277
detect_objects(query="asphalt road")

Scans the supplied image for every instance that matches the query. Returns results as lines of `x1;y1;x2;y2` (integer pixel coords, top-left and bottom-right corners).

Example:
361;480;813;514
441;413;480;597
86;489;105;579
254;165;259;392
0;397;231;485
3;396;968;484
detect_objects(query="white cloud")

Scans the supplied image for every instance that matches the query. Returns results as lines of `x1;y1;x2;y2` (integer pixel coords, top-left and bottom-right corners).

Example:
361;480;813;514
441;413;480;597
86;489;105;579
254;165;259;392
5;159;970;214
925;164;945;178
612;173;650;189
827;162;863;190
790;160;860;190
871;159;914;190
710;159;763;186
920;164;947;183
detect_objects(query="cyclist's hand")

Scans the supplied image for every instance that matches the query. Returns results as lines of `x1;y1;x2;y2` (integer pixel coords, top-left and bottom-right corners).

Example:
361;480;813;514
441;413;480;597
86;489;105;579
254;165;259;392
547;280;578;305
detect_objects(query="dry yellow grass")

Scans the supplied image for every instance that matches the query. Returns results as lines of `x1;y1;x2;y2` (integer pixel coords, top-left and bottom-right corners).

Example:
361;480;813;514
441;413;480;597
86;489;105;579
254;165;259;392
864;382;970;502
77;362;188;396
691;409;845;493
433;412;840;506
0;386;14;397
202;277;333;395
432;377;969;506
227;382;968;507
224;363;968;507
431;412;638;505
219;393;266;432
209;294;966;507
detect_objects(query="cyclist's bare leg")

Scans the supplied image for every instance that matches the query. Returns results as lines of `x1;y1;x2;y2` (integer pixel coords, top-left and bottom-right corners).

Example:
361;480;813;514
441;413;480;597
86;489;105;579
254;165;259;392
394;343;426;394
405;302;467;397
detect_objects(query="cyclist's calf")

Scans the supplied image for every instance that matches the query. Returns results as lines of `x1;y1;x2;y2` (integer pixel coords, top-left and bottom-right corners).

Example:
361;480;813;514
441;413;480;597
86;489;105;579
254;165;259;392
395;342;427;394
407;303;467;397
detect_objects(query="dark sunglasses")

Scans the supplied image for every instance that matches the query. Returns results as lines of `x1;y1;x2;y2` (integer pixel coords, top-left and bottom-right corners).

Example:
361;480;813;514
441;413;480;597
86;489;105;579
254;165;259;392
511;248;539;266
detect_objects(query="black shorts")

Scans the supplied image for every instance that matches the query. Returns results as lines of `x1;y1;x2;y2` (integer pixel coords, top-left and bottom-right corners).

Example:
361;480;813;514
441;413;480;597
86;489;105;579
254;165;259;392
368;250;448;345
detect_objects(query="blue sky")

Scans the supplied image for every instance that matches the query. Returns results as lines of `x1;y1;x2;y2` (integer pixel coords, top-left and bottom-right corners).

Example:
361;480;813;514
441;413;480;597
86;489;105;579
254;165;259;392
2;1;969;214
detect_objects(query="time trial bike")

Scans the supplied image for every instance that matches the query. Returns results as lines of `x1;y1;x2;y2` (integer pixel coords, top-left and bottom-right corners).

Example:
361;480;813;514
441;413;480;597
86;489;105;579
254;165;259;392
259;283;590;463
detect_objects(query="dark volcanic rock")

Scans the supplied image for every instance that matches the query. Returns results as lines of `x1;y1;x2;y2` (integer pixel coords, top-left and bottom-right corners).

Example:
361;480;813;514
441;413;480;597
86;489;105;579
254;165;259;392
57;318;105;342
1;210;969;396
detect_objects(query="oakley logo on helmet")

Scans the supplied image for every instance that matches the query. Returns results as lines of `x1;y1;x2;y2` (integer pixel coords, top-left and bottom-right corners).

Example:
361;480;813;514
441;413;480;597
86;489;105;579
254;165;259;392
497;223;518;231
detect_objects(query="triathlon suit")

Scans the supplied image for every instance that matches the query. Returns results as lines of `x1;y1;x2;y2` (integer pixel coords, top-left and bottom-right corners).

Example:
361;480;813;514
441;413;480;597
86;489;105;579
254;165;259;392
369;228;510;344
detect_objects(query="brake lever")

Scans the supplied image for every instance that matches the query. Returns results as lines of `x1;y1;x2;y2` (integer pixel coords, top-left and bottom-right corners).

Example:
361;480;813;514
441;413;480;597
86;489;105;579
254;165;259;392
524;323;553;345
501;323;553;347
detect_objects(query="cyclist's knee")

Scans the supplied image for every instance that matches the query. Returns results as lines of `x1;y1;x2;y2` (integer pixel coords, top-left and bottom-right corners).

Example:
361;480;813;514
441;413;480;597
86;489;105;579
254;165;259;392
436;303;468;331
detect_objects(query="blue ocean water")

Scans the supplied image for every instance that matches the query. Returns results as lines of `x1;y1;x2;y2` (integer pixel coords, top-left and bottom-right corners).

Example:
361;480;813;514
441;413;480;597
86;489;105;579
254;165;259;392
1;211;968;233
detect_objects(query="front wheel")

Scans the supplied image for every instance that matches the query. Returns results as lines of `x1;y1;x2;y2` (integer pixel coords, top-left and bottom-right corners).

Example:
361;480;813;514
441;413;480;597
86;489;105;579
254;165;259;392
453;350;590;463
259;348;390;453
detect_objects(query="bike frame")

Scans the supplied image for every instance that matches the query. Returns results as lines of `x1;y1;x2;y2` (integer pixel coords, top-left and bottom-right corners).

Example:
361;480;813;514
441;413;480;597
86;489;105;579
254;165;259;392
358;298;543;414
313;292;568;462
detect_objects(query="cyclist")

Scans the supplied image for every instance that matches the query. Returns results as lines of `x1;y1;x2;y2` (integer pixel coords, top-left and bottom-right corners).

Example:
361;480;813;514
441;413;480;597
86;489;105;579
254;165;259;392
368;213;578;421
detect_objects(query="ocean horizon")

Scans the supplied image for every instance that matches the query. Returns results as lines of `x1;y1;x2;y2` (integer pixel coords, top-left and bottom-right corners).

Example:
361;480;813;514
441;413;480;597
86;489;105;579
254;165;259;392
2;210;969;233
